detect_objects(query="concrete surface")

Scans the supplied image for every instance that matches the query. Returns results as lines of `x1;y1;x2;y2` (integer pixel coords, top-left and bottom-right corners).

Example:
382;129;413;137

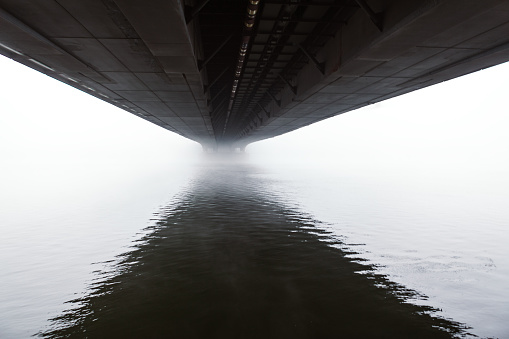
0;0;508;149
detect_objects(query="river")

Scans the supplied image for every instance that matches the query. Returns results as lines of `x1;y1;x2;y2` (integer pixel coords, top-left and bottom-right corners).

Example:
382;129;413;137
1;153;508;338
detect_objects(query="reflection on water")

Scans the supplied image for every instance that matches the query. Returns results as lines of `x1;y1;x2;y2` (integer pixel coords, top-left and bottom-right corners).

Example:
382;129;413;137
38;161;468;338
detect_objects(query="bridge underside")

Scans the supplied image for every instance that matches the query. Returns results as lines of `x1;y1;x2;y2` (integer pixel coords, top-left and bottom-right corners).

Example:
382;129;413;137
1;0;508;150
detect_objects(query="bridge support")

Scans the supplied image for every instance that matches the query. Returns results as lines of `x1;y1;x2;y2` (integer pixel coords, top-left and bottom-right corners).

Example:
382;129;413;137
202;145;218;153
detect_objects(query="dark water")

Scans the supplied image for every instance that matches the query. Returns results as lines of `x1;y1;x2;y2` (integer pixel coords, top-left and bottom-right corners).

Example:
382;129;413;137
37;161;468;338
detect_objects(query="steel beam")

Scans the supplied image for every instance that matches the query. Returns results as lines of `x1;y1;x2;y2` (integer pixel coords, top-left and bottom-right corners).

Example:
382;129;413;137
278;74;297;95
204;66;231;94
199;34;233;71
266;91;281;107
185;0;212;24
298;44;325;75
354;0;383;31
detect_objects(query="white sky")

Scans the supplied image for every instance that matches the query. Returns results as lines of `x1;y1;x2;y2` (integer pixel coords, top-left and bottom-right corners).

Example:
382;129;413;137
1;54;509;175
0;55;200;167
249;61;509;175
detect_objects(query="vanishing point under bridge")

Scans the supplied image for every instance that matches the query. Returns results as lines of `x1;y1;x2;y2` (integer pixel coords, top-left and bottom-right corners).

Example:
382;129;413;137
1;0;508;151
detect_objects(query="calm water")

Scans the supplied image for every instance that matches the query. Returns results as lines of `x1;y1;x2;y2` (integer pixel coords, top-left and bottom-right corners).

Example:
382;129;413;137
1;155;508;338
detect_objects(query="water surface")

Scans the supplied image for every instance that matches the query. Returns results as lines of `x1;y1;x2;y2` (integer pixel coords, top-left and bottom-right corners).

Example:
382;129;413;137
2;156;508;338
37;160;467;338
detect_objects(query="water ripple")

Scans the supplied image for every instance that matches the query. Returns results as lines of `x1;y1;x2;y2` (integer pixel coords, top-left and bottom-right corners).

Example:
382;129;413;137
38;163;469;338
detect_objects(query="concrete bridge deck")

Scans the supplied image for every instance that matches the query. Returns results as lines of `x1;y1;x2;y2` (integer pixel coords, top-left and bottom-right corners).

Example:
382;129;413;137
1;0;508;150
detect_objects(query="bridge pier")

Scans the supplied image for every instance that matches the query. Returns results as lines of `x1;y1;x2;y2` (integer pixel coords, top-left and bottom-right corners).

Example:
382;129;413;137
201;145;217;153
230;146;246;153
201;144;246;153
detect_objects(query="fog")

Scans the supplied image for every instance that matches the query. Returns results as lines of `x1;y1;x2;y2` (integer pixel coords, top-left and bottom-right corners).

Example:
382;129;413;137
2;54;509;229
2;54;509;221
2;53;509;179
2;55;509;338
0;55;201;166
248;61;509;177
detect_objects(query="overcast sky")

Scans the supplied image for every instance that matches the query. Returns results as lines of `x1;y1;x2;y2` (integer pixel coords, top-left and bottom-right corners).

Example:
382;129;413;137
1;54;509;176
249;61;509;175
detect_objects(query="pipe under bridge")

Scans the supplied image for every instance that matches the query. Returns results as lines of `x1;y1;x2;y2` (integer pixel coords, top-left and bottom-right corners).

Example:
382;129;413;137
1;0;508;151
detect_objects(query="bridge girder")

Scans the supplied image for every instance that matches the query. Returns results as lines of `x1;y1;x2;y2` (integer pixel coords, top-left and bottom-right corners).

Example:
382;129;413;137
1;0;508;149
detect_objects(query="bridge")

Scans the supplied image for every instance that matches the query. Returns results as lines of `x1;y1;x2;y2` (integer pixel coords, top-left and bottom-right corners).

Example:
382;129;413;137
1;0;508;151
